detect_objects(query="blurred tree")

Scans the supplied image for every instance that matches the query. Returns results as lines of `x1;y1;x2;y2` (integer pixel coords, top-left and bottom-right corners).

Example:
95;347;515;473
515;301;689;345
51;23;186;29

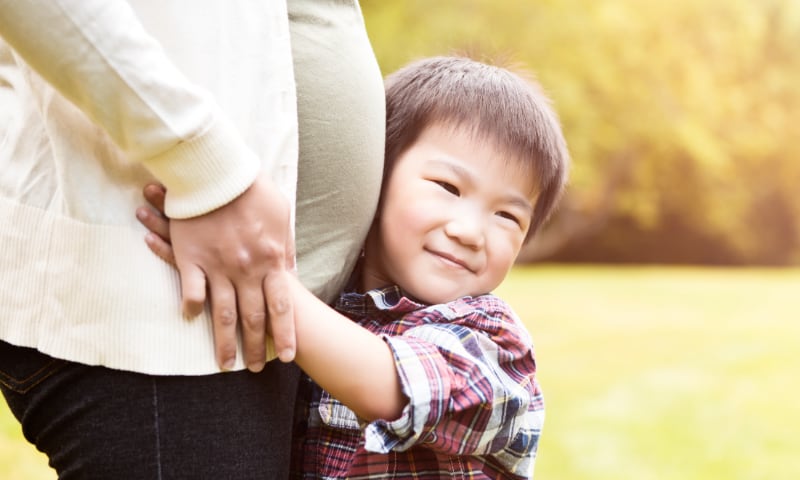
361;0;800;265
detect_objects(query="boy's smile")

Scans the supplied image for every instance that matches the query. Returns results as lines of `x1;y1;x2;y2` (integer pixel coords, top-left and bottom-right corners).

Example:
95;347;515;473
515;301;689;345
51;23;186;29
362;123;536;304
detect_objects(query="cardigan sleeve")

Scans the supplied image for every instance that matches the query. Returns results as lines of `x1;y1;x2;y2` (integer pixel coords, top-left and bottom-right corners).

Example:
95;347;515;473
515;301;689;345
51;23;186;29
0;0;262;218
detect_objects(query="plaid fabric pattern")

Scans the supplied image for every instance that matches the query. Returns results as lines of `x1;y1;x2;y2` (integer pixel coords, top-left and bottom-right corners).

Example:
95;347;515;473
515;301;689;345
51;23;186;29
291;286;544;479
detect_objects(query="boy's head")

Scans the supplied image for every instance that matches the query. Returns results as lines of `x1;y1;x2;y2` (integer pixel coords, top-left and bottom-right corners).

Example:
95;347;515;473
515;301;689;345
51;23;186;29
383;56;569;240
362;56;570;304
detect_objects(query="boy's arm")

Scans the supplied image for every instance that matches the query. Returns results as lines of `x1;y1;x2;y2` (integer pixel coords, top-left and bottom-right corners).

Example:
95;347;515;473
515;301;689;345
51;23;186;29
287;275;407;421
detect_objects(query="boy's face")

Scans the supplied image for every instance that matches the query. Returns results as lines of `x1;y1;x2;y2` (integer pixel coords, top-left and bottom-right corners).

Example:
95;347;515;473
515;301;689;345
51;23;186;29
363;123;536;304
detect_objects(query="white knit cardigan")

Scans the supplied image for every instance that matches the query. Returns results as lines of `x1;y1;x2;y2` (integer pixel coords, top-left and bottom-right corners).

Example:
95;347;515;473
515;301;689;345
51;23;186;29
0;0;298;374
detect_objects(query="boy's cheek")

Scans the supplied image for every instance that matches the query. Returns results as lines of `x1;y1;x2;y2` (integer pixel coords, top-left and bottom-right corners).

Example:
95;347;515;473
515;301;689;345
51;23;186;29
491;240;524;278
393;200;434;232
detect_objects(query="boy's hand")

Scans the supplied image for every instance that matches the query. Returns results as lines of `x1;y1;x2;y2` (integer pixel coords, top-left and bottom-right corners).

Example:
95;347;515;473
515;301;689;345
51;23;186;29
137;184;176;265
136;178;297;372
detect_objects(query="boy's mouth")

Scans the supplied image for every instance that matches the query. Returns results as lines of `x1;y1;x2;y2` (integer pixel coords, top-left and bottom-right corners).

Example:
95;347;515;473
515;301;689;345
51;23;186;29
426;248;473;272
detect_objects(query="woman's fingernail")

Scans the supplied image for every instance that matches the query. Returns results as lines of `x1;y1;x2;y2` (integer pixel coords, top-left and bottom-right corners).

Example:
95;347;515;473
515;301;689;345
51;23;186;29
248;362;264;373
222;357;236;370
278;348;295;363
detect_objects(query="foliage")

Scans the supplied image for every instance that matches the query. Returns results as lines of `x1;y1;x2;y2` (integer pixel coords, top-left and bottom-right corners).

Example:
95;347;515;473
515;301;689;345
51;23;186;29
362;0;800;264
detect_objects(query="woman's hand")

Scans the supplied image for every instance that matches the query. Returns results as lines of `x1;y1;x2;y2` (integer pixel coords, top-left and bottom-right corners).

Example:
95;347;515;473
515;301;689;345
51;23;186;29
136;178;297;372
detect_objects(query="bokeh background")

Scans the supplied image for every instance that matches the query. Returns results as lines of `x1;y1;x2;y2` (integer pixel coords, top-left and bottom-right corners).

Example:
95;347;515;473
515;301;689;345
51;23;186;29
364;0;800;267
2;1;798;478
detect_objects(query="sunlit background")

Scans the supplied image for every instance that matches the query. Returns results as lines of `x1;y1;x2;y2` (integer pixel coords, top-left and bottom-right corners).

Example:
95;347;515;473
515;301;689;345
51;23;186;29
364;0;800;266
2;1;798;478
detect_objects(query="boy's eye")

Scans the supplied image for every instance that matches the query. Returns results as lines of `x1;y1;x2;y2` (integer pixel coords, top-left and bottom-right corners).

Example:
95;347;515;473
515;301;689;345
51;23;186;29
497;211;521;226
435;181;460;196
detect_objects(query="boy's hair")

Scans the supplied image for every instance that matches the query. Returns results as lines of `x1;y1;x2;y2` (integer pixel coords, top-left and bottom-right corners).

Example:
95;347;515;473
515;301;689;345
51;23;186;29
383;56;570;240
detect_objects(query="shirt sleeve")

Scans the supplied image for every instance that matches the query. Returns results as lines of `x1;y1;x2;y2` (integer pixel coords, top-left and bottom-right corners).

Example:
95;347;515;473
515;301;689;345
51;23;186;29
361;297;545;473
0;0;260;218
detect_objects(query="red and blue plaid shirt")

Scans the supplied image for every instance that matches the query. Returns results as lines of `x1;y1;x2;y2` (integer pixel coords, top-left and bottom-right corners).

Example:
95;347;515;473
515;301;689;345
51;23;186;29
291;286;544;479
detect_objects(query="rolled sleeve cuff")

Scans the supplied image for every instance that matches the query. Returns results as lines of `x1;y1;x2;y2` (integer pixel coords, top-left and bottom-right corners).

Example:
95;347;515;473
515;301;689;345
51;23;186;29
363;335;446;453
141;115;260;219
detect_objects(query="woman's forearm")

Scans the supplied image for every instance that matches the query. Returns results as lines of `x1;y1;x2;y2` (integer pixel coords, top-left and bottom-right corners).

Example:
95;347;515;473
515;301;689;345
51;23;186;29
0;0;263;219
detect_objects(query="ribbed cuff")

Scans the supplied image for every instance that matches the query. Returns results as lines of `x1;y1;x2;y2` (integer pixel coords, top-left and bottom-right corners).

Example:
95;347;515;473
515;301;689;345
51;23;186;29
142;115;260;219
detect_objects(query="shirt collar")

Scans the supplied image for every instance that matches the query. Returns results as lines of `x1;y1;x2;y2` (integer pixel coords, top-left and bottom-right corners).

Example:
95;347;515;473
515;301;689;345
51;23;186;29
335;286;428;316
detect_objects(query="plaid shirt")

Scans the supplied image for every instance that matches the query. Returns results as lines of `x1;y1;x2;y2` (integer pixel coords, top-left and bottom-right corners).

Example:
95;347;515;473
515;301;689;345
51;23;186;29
292;286;544;479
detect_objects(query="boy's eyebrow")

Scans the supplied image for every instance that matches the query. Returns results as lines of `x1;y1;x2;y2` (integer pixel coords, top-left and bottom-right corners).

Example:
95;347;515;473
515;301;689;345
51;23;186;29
428;158;535;215
428;157;477;185
504;194;535;216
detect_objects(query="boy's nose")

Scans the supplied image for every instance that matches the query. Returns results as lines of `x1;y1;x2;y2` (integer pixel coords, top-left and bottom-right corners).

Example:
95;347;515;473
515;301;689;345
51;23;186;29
444;209;485;249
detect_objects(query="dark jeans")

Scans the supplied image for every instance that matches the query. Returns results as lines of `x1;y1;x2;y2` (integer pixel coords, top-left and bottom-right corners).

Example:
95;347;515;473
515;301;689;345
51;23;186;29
0;340;300;479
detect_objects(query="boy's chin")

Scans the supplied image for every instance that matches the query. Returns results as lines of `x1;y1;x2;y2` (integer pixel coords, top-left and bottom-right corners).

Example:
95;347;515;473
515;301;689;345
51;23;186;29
408;286;474;305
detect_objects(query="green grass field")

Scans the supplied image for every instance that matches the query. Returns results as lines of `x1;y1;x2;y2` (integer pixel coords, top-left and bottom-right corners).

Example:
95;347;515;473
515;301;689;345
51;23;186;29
2;265;798;479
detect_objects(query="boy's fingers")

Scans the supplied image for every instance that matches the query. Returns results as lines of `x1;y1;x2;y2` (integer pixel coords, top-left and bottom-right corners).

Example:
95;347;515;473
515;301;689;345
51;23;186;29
145;232;177;266
143;183;167;215
137;207;171;241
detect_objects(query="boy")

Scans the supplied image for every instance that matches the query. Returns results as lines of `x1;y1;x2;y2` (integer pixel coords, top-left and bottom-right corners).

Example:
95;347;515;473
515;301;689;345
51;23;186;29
137;56;569;479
